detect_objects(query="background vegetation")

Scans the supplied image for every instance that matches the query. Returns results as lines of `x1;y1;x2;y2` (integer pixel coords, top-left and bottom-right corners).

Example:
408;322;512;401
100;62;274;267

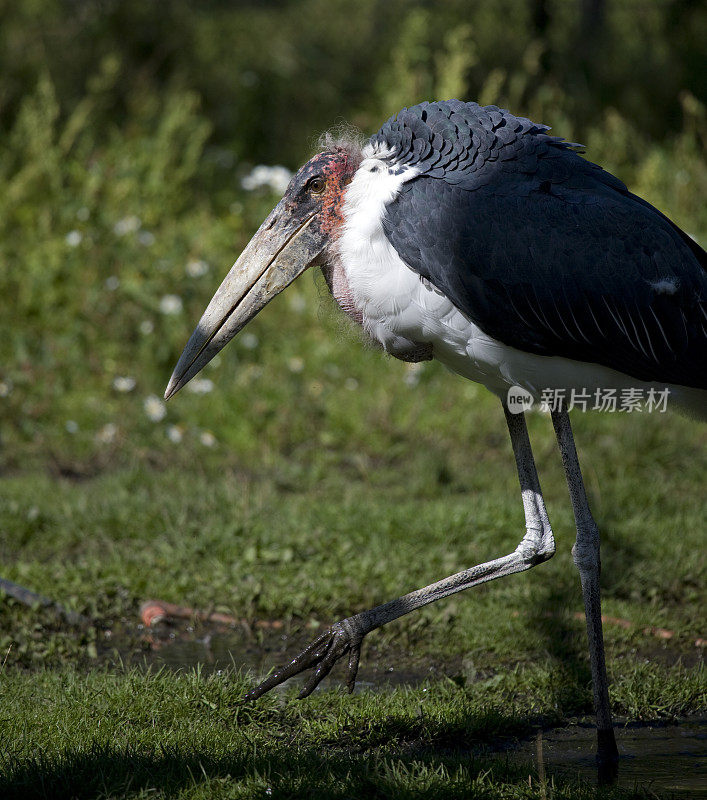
0;1;705;797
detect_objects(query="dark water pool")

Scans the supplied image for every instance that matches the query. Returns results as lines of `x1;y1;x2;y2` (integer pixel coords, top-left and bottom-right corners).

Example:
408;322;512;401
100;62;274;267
511;720;706;795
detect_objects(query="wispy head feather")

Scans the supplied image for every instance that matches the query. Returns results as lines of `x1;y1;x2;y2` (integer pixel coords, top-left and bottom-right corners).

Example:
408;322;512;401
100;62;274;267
316;123;366;168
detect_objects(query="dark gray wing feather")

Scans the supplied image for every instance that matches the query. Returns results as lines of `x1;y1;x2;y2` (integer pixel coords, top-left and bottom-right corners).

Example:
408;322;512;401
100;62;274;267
375;101;707;389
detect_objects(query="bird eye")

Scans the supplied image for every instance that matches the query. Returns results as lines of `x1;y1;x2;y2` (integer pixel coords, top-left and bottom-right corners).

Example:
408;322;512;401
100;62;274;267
308;176;326;194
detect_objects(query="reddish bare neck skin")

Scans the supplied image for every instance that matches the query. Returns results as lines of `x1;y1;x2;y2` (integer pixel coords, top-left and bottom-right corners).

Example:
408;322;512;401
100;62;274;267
321;259;364;325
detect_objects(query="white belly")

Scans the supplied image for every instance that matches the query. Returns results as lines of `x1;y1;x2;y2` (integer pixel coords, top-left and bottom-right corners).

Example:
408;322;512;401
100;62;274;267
342;238;639;395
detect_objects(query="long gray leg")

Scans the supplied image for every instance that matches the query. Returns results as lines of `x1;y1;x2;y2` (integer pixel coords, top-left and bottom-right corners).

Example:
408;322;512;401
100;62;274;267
551;409;619;773
243;405;555;701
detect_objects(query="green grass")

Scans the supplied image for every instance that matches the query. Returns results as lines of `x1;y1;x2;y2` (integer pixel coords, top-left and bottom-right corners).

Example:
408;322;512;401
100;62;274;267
1;664;704;799
2;402;706;668
1;399;705;797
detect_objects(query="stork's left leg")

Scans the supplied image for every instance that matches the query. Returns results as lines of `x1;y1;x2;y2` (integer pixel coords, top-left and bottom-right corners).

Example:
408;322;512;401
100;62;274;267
551;409;619;775
242;407;555;702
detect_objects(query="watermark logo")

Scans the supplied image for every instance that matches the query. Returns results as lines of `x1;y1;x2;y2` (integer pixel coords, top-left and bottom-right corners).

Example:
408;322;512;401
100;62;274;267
507;385;534;414
506;385;671;413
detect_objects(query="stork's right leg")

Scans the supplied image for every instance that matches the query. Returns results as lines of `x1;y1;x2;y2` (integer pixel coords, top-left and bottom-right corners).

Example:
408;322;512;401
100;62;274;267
551;409;618;780
243;405;555;701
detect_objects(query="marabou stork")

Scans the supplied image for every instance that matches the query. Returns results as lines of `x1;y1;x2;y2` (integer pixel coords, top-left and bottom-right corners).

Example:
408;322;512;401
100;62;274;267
166;100;706;770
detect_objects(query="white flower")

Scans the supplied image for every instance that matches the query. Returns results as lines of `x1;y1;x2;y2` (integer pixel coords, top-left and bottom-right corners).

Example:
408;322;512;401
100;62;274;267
65;420;79;434
138;231;155;246
289;294;306;313
166;425;183;443
344;377;359;391
159;294;183;315
113;216;141;236
288;357;304;374
96;423;118;444
139;320;154;335
404;362;423;387
187;378;214;395
65;230;82;247
240;332;259;350
113;376;136;393
105;276;120;291
144;395;166;422
76;206;90;221
199;431;216;447
186;259;209;278
241;165;292;195
0;379;13;397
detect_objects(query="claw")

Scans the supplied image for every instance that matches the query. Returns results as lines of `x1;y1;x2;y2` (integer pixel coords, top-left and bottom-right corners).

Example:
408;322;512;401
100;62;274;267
299;639;337;697
346;644;361;693
241;619;365;702
241;633;326;703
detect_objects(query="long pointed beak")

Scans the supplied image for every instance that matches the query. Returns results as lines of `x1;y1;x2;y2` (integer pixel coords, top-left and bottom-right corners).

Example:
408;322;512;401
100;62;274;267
165;201;324;400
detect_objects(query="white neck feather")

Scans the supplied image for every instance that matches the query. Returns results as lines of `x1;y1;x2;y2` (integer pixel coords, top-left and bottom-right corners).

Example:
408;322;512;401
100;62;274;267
336;154;431;359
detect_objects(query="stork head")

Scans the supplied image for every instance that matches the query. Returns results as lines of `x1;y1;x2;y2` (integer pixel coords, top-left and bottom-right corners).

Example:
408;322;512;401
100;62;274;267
165;147;359;399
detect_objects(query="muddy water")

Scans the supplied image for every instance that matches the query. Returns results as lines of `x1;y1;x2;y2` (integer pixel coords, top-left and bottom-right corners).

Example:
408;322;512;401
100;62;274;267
116;623;454;688
511;721;706;795
112;625;706;794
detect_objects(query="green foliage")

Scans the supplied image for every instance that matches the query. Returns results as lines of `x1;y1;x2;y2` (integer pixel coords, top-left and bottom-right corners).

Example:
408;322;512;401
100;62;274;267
1;1;706;164
0;66;245;469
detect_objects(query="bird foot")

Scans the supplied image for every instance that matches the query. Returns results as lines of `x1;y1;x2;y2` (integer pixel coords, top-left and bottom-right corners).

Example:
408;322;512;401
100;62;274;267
242;618;364;702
